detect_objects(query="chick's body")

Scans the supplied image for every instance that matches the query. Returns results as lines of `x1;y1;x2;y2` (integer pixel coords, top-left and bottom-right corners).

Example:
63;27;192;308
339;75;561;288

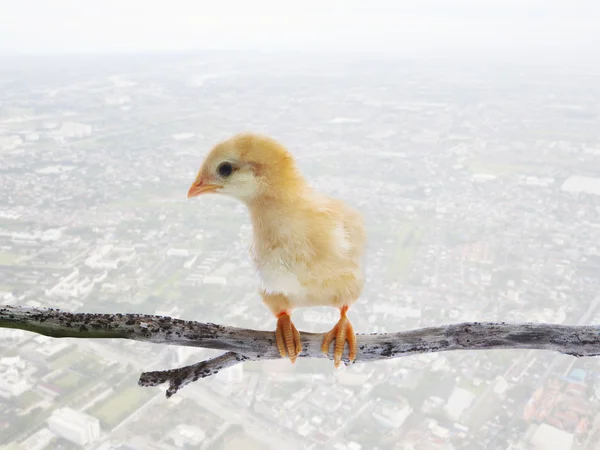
251;189;365;305
188;133;366;366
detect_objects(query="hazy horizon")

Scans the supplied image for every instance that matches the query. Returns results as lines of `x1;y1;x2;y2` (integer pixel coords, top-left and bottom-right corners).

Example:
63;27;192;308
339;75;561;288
1;0;599;55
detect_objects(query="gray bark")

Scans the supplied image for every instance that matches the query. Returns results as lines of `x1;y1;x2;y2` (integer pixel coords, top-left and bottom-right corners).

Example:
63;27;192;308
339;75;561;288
2;304;599;397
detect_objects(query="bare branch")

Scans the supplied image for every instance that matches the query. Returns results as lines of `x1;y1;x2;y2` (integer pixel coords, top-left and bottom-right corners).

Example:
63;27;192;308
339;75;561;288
139;352;248;398
3;304;600;397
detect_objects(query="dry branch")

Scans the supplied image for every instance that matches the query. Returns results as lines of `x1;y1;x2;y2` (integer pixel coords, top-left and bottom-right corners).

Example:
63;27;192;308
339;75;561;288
139;352;248;398
2;304;600;397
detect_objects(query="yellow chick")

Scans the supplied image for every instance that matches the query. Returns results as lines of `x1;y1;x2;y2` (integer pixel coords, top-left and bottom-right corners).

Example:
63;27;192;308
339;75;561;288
187;132;366;368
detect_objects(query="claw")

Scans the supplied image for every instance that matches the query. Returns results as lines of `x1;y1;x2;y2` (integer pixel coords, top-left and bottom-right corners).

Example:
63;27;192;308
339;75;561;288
321;307;357;368
275;312;302;363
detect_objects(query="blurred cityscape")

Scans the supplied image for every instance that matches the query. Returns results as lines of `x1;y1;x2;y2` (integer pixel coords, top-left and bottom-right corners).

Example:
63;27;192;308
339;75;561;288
1;51;600;450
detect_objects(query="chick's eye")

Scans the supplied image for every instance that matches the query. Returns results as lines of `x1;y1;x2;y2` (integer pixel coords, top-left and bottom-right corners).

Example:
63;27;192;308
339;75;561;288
217;162;233;177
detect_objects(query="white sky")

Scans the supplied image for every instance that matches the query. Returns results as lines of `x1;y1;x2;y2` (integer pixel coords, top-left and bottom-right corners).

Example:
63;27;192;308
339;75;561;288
0;0;599;54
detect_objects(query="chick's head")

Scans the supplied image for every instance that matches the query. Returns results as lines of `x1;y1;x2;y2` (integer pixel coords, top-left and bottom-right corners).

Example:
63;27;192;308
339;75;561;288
187;132;302;203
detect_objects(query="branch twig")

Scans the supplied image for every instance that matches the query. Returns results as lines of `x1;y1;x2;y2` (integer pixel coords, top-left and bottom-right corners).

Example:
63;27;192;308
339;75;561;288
139;352;248;398
2;305;600;397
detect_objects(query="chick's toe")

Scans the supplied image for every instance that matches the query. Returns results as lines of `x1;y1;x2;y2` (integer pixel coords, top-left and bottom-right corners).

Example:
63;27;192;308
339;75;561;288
275;312;302;363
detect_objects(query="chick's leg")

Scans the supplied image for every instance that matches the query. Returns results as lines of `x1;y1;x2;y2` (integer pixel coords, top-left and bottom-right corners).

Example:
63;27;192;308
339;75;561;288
321;305;357;368
261;291;302;363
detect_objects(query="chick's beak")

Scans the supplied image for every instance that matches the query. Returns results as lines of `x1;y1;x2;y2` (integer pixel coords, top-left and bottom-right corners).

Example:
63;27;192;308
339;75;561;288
187;179;221;198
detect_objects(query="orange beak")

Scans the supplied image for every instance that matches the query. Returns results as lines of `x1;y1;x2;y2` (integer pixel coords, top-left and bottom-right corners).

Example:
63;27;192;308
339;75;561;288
187;180;221;198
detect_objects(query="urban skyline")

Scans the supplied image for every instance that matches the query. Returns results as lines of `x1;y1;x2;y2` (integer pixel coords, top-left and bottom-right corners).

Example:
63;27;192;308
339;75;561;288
1;50;600;449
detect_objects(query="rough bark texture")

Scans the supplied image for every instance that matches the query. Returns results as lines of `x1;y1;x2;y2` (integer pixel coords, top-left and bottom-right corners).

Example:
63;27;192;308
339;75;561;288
2;304;600;397
139;352;248;398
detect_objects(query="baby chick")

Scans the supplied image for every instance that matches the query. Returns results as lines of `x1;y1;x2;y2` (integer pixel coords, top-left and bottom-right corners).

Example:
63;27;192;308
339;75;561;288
187;132;366;368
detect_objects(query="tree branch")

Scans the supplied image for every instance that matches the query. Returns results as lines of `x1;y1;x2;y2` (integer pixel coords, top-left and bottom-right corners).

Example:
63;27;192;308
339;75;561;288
3;304;600;397
139;352;249;398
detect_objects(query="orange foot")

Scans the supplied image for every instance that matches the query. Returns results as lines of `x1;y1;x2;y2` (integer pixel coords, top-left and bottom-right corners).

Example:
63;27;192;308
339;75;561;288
275;312;302;363
321;305;357;368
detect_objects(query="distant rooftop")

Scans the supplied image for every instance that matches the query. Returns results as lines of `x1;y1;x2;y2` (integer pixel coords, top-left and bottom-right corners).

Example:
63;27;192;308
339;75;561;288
560;175;600;196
